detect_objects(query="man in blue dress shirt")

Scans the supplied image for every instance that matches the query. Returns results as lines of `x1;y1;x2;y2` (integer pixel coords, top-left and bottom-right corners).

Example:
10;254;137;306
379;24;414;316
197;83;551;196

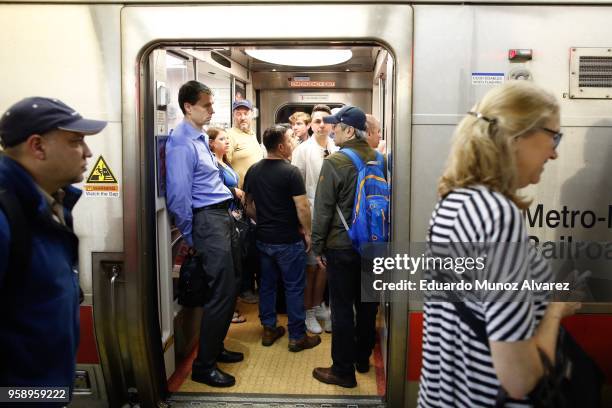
165;80;243;387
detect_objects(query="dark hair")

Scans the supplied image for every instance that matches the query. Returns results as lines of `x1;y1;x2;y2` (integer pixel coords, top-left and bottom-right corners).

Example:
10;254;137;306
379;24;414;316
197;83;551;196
178;80;213;114
312;104;331;115
262;125;288;152
206;127;230;165
277;122;292;131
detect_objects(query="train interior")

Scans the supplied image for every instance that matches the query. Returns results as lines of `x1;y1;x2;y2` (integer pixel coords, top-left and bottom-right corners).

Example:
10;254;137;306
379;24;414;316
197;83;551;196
149;44;394;404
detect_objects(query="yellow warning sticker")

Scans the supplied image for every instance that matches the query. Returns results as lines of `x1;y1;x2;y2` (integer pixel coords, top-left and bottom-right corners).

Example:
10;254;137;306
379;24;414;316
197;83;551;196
84;155;120;198
86;156;117;183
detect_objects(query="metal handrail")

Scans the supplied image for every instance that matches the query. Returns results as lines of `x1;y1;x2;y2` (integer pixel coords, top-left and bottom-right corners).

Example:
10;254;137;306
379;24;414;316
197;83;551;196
109;265;128;397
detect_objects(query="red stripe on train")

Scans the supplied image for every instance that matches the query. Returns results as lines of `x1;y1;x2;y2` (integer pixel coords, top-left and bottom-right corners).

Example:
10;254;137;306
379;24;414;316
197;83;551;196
563;314;612;383
406;312;423;382
406;312;612;384
77;305;100;364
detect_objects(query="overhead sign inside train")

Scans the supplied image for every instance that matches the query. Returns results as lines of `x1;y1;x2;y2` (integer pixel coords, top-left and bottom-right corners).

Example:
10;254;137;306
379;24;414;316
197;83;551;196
289;80;336;88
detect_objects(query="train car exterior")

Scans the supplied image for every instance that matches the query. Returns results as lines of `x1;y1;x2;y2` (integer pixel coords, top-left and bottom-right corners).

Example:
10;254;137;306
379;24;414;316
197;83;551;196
1;1;611;407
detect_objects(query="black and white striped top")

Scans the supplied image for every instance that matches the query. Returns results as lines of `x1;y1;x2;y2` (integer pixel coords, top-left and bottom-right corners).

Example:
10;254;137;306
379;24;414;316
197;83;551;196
417;185;550;408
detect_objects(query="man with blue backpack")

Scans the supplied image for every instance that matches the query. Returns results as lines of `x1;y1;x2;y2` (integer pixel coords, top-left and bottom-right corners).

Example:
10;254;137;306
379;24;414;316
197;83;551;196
311;105;389;388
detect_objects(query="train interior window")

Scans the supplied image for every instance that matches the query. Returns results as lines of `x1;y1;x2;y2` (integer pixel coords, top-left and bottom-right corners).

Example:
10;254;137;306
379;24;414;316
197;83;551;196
274;104;345;124
151;44;393;402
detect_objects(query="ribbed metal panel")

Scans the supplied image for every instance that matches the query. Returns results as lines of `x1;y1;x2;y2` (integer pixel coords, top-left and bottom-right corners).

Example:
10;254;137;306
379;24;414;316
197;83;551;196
569;48;612;99
578;56;612;88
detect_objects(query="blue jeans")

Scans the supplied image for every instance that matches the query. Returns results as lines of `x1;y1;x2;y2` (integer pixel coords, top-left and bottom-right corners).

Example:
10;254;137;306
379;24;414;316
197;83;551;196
256;240;307;340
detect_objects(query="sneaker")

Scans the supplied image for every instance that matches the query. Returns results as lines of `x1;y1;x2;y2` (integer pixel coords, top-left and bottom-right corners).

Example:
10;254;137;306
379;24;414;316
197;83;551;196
321;317;332;333
288;334;321;352
314;303;328;319
305;308;322;334
315;303;332;332
315;304;332;333
262;325;285;346
239;289;259;304
312;367;357;388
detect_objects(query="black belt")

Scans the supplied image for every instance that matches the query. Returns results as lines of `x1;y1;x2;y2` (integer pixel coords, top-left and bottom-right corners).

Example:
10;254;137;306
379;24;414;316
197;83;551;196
194;200;231;213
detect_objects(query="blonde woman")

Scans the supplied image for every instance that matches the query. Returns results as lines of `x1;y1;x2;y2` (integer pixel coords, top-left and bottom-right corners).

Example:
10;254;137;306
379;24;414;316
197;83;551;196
418;81;580;407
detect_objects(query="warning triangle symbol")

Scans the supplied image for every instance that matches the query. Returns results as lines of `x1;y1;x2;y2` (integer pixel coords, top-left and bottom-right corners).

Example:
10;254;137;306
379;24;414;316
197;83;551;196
86;156;118;184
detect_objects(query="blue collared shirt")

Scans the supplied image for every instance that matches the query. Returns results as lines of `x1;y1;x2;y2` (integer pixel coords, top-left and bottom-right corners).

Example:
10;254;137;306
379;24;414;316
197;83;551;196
165;120;232;245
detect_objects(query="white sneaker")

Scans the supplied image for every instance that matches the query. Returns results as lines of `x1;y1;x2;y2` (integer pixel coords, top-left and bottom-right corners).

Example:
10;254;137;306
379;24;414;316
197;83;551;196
315;304;332;333
305;308;322;334
314;304;327;320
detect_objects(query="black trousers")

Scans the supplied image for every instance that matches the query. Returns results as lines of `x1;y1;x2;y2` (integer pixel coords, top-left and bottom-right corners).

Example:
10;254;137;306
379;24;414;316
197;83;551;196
325;248;378;377
192;208;241;370
240;224;260;294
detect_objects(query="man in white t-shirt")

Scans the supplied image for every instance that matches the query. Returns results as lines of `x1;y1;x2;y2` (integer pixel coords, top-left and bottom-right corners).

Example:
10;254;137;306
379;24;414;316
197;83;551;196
291;104;336;334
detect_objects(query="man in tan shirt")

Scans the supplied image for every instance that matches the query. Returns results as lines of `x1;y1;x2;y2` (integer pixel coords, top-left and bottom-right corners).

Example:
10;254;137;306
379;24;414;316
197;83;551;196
226;100;265;189
226;99;264;305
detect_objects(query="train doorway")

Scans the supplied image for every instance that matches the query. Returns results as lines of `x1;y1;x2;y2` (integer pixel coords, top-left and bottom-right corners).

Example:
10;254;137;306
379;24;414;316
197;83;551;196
151;44;388;403
118;4;413;407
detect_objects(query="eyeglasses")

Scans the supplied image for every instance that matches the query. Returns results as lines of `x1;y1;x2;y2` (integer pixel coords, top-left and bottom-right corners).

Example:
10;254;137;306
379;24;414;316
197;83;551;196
540;127;563;149
323;149;330;158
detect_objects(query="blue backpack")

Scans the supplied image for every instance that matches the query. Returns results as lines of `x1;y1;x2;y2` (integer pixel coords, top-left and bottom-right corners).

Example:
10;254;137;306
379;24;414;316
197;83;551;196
336;148;390;254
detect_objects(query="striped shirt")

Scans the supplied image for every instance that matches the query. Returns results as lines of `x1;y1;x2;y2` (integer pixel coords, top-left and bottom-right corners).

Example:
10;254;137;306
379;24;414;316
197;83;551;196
418;185;550;408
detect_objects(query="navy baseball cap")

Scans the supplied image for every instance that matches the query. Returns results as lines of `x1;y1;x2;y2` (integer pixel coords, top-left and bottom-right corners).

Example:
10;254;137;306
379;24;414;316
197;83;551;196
232;99;252;111
323;105;366;131
0;97;107;147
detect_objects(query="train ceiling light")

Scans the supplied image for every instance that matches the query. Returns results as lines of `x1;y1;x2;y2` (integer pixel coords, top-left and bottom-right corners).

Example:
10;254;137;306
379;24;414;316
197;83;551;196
245;49;352;67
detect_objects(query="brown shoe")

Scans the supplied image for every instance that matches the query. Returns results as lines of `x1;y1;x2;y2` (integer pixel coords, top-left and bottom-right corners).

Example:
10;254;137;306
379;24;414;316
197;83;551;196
262;326;285;346
288;334;321;352
312;367;357;388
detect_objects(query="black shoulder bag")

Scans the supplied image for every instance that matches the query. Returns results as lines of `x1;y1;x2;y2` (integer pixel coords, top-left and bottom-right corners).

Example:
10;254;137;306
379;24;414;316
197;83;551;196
177;251;207;307
453;301;603;408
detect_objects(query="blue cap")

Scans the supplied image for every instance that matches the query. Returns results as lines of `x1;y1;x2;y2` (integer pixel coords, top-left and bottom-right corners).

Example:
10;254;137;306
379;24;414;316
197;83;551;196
0;97;107;147
322;105;366;131
232;99;252;111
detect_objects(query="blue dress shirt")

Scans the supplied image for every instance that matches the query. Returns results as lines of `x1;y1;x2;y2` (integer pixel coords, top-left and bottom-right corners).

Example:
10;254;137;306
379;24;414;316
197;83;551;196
165;120;232;246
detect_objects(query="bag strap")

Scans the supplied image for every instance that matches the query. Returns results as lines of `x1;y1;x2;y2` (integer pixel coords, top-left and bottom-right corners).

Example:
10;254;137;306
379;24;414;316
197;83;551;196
335;148;362;232
336;205;350;232
339;148;365;171
374;151;385;174
453;301;489;346
0;188;31;283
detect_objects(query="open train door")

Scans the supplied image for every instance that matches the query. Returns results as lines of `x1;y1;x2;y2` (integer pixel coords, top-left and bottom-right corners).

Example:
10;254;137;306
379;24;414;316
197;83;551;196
116;4;413;406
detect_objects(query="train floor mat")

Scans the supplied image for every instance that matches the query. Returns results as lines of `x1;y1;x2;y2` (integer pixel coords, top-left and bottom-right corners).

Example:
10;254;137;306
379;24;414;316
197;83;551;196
168;302;386;397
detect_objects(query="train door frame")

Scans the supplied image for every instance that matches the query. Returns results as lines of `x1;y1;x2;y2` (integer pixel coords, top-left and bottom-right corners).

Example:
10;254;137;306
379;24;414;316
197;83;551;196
120;4;413;406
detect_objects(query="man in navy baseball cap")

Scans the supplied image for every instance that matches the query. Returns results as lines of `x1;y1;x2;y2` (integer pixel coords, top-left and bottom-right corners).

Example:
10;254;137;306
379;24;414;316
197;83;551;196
232;99;253;111
227;97;264;304
0;96;107;148
312;103;381;387
322;105;366;132
0;97;106;398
